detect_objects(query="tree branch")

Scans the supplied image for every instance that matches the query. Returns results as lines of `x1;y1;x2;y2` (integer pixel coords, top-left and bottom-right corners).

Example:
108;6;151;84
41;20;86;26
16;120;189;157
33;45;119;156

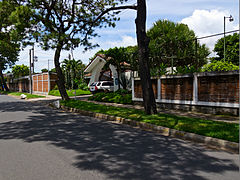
83;5;137;44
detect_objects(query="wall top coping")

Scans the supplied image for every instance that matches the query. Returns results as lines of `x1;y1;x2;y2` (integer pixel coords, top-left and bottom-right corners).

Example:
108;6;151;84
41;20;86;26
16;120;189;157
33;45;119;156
134;70;239;80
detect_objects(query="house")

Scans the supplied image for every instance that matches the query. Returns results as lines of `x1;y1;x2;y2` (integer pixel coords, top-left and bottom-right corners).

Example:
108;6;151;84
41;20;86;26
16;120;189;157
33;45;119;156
84;55;132;91
5;72;58;94
84;55;117;91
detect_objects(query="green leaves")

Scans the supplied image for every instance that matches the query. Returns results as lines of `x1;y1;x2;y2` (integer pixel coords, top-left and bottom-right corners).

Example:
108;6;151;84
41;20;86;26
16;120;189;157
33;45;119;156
12;64;29;78
201;60;238;72
61;57;85;89
30;0;126;51
147;19;210;73
213;33;239;65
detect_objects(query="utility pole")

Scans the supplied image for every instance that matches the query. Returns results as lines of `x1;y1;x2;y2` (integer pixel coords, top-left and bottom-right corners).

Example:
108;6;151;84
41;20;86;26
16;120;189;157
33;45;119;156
32;45;34;74
223;15;234;61
29;49;32;94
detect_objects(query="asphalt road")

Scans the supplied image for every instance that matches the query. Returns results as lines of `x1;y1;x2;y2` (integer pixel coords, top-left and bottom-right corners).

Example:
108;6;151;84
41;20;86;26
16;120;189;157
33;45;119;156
0;94;239;180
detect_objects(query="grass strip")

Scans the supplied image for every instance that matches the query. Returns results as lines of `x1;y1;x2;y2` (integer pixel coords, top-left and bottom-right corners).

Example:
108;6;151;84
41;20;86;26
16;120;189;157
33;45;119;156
0;91;45;99
8;92;45;99
49;89;91;97
61;100;239;143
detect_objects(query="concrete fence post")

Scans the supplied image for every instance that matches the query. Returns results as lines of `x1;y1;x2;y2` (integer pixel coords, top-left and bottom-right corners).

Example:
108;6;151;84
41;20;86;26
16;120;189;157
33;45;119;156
193;73;198;103
132;75;135;100
157;78;161;101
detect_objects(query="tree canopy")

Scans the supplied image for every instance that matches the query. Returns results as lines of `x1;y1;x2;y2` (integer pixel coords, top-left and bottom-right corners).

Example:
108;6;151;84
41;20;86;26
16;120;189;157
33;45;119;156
61;55;85;89
213;33;239;65
0;0;34;91
147;20;210;75
26;0;137;100
12;64;29;78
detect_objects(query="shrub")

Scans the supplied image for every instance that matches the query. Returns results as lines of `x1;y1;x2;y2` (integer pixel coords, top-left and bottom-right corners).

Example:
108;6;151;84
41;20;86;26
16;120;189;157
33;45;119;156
201;61;238;72
78;82;89;91
89;90;132;104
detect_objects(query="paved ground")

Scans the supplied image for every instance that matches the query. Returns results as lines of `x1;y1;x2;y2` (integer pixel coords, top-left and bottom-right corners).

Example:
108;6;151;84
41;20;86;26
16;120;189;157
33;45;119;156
0;94;239;180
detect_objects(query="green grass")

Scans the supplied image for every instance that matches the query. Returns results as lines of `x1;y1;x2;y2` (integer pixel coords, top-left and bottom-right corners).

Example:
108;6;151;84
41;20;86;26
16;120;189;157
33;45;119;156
61;100;239;143
0;91;45;99
49;89;91;97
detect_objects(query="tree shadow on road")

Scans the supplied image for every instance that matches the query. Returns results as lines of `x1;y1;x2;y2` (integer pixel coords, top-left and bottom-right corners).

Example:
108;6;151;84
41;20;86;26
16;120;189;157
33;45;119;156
0;99;238;180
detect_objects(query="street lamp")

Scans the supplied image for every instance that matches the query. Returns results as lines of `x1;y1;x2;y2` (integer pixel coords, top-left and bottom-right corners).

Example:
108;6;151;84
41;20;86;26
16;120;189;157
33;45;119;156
224;15;234;61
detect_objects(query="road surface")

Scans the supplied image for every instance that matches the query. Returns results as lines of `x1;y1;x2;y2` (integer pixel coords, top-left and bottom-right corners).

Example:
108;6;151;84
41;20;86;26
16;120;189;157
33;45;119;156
0;94;239;180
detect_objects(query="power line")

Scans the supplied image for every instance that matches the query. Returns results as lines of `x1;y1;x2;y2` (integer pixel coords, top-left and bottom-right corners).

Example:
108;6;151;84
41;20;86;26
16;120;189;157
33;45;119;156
197;29;239;40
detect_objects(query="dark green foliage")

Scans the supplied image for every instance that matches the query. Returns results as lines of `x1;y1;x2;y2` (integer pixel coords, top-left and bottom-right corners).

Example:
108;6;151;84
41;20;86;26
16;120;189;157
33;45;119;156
201;60;238;72
41;68;48;72
175;65;200;74
147;20;210;75
89;90;132;104
213;33;239;65
12;64;29;78
77;82;89;91
61;100;239;142
61;56;86;89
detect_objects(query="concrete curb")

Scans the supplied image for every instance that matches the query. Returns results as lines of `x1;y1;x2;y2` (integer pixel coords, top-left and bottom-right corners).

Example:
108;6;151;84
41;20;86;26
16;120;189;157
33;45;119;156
60;105;239;154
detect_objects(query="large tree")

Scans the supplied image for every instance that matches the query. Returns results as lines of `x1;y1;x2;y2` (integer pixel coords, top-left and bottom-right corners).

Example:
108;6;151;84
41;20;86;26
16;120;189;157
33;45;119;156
28;0;156;114
61;55;85;89
0;0;35;91
213;33;239;65
12;64;29;78
28;0;137;100
147;20;210;75
135;0;157;114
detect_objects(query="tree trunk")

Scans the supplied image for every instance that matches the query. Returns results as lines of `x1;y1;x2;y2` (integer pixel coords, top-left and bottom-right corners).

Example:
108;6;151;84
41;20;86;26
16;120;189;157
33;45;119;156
0;68;9;91
135;0;157;114
54;41;69;100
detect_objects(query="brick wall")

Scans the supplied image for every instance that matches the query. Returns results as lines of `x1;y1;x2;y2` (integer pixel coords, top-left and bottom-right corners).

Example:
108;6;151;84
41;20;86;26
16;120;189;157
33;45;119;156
32;73;58;94
161;77;193;100
133;71;239;106
134;79;158;99
198;75;239;103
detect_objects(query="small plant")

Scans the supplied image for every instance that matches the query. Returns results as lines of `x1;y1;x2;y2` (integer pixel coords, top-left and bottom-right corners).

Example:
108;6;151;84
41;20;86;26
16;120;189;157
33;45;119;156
88;89;132;104
201;60;238;72
175;65;199;75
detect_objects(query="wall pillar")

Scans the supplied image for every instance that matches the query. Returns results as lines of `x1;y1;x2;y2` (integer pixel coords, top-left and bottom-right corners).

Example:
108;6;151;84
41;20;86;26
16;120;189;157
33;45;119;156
193;73;198;103
132;74;135;99
157;78;161;101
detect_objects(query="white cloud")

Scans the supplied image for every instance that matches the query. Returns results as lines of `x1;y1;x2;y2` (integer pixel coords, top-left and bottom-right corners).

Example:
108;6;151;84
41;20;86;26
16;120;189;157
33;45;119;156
181;9;238;52
106;35;137;47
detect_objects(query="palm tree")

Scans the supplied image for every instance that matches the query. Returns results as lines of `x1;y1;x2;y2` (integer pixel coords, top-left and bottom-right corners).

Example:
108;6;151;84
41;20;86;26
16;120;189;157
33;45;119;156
61;55;85;89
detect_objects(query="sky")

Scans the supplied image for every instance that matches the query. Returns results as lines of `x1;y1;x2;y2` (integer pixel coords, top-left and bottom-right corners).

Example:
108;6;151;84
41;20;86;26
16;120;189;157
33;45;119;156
10;0;239;73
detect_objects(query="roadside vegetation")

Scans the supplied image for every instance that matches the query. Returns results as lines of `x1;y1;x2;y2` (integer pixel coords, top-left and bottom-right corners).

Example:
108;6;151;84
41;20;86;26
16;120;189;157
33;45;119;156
88;89;132;104
49;89;91;97
61;100;239;143
0;91;45;99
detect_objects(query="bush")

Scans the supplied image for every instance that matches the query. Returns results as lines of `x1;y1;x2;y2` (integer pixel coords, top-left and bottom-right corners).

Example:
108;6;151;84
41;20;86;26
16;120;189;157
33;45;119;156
175;65;199;74
201;61;238;72
88;90;132;104
53;84;58;90
78;82;89;91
